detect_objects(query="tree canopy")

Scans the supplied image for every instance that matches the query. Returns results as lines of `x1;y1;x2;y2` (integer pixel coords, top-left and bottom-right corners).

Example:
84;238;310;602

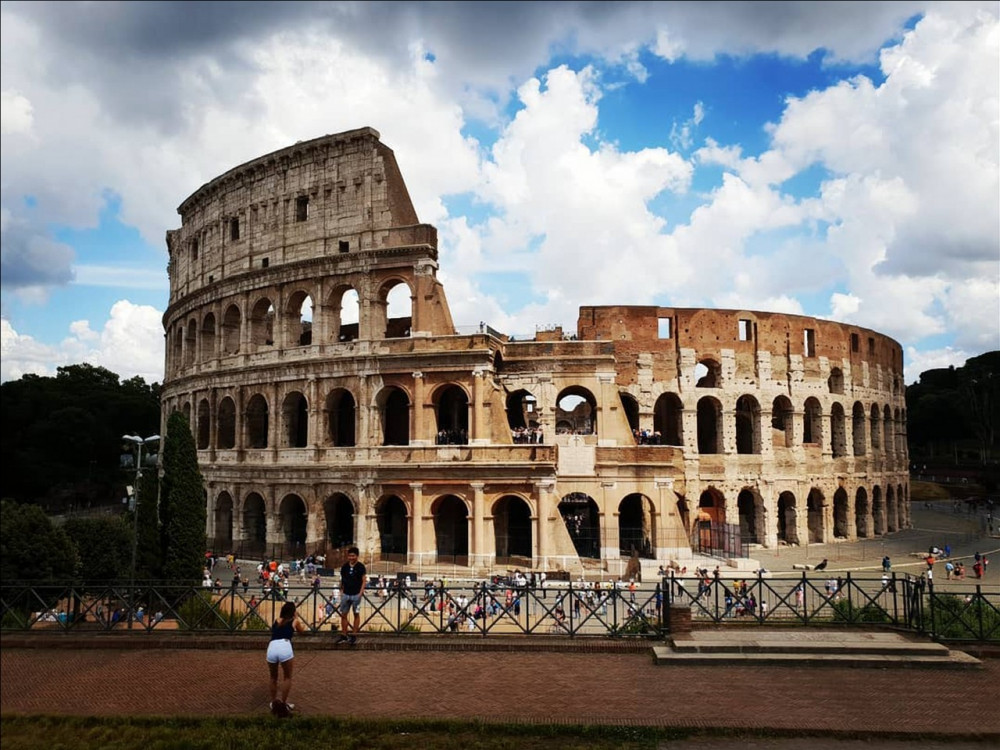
160;412;207;583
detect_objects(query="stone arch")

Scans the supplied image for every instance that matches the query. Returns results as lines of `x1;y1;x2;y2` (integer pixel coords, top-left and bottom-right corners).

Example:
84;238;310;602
618;493;654;558
375;495;408;559
283;289;313;347
217;396;236;449
737;488;763;544
197;398;211;450
695;358;721;388
735;395;761;454
184;319;197;366
242;492;267;546
696;487;726;549
675;493;691;539
434;384;469;444
214;491;234;546
806;488;825;543
558;492;600;559
855;487;870;538
555;386;597;435
852;401;867;456
653;392;683;446
200;312;216;361
171;324;183;371
830;402;847;457
803;397;823;445
182;401;192;426
246;393;269;449
883;404;894;456
771;395;794;448
377;386;410;446
620;392;640;435
380;278;413;339
281;391;308;448
325;388;356;447
894;408;904;455
833;487;849;538
329;285;360;343
777;491;798;545
828;367;844;394
870;404;882;451
323;493;355;548
432;494;469;561
493;495;533;562
506;389;538;431
278;494;308;551
898;483;907;528
886;485;898;532
249;297;275;348
872;485;885;535
696;396;723;454
221;303;241;355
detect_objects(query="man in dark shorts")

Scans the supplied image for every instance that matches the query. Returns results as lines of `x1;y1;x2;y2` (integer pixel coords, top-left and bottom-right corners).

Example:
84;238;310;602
335;546;366;645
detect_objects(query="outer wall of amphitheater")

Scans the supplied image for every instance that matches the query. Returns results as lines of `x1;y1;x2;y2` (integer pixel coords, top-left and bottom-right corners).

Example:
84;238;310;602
160;127;910;576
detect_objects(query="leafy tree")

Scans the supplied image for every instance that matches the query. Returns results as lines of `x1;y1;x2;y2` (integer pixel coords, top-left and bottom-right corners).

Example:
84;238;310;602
0;500;78;582
62;516;132;584
958;352;1000;465
160;412;206;583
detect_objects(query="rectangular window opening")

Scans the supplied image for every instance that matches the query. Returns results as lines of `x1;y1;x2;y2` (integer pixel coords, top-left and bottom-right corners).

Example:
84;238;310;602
261;257;269;268
738;319;752;341
191;239;199;261
804;328;816;357
868;337;875;354
339;240;350;253
230;218;240;241
657;317;672;339
295;196;309;222
851;333;859;353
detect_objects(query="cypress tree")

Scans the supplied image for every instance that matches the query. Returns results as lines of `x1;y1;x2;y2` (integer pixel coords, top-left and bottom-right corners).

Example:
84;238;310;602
160;412;207;583
134;465;163;579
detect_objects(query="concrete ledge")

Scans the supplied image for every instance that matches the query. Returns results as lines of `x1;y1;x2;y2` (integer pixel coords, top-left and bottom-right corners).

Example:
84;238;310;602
651;646;982;669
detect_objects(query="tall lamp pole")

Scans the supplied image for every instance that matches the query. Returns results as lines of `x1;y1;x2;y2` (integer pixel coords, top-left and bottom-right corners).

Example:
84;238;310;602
123;434;160;630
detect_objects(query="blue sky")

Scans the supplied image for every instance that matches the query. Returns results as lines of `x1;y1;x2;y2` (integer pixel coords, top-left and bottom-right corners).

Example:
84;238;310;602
1;1;997;384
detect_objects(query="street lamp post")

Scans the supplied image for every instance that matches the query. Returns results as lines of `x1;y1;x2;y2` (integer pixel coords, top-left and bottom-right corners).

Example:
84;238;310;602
123;434;160;630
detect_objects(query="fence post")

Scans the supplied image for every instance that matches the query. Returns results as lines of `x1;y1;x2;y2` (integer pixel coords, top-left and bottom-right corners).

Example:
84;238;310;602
976;584;984;641
801;572;809;625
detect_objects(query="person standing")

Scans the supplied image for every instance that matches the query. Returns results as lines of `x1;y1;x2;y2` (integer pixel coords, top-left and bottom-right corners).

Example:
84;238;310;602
266;601;306;717
335;546;366;645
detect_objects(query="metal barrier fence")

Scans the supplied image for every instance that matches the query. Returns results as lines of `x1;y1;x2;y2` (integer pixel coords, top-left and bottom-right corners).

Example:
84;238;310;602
2;574;997;643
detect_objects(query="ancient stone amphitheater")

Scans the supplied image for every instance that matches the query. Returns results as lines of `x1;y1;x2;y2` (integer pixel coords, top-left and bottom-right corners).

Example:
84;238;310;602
161;127;910;576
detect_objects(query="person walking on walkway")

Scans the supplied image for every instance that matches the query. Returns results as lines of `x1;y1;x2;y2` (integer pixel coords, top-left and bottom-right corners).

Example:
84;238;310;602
335;546;366;645
266;601;306;716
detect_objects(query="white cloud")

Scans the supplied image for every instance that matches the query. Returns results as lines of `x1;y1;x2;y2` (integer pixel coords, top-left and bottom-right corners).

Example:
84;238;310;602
0;90;33;135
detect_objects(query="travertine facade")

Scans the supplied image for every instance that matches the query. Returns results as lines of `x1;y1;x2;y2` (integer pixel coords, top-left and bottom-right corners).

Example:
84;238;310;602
161;127;910;575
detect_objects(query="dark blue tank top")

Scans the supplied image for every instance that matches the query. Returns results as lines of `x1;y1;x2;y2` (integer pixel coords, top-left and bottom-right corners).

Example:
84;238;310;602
270;619;295;640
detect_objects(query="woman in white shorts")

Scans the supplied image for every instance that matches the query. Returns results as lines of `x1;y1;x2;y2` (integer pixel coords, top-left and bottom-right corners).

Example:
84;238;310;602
266;601;306;715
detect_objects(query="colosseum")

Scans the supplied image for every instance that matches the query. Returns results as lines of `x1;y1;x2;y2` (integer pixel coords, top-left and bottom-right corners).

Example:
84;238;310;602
161;126;910;576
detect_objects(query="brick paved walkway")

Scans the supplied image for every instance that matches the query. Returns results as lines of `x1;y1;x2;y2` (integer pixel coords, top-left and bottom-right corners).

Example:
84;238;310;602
2;638;998;740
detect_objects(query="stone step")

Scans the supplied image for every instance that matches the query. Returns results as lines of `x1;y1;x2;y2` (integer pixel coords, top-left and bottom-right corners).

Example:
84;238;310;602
669;638;951;657
651;646;982;669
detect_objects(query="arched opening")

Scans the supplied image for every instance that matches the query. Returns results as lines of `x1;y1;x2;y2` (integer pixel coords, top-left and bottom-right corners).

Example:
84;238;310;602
555;387;596;435
777;491;798;545
803;397;823;445
886;485;898;532
334;287;360;342
696;396;722;454
870;404;882;451
184;319;197;366
855;487;870;538
618;493;654;558
898;483;907;528
242;493;267;553
737;489;761;544
197;398;210;450
828;367;844;394
620;393;640;436
200;313;216;361
506;389;538;436
883;405;894;457
376;495;408;561
696;488;726;550
831;402;847;457
852;402;867;456
435;385;469;444
246;394;269;449
171;325;183;372
675;494;691;539
806;488;825;543
182;401;191;427
380;387;410;446
278;494;307;553
735;395;761;454
281;391;308;448
493;495;533;563
323;493;355;549
653;392;683;446
433;495;469;563
833;487;849;538
558;493;600;559
894;408;904;455
872;486;884;535
695;359;721;388
249;298;275;348
214;492;233;548
221;304;241;355
771;395;794;448
284;290;313;347
326;389;356;447
217;397;236;449
383;281;413;338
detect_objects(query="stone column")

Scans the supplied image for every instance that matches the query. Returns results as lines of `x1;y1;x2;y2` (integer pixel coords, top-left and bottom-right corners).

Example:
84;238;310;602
307;376;319;450
535;480;554;567
207;388;218;461
472;369;486;444
412;372;425;445
409;483;425;567
471;482;486;568
355;483;370;557
596;372;616;445
601;481;620;561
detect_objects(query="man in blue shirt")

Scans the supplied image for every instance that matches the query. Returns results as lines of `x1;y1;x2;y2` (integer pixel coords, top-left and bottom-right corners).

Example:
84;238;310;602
335;546;366;645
